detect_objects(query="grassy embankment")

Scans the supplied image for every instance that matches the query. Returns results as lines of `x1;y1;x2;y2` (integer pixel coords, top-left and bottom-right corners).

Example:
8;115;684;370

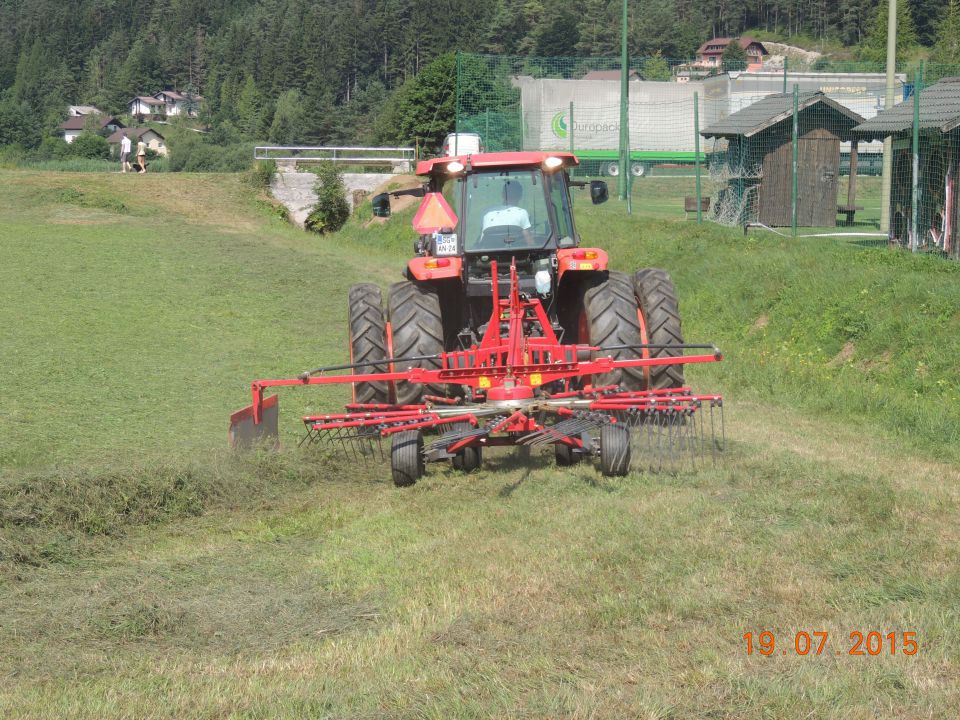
0;169;957;718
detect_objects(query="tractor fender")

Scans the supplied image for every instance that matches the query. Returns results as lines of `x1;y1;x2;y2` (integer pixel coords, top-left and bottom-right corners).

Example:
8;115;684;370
556;247;609;281
406;256;463;281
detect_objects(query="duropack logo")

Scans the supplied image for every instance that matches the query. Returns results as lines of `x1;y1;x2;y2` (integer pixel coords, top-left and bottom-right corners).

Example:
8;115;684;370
550;111;619;139
551;111;568;139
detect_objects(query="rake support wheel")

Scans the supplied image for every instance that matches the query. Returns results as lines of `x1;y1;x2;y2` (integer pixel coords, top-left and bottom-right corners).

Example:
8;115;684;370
582;271;646;391
450;422;482;472
347;283;390;404
388;281;445;405
600;424;631;477
555;441;583;466
391;430;424;487
632;268;684;390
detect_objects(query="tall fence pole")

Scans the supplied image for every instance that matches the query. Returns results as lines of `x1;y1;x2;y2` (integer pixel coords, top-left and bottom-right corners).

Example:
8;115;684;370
694;92;703;223
618;0;629;200
911;68;921;252
880;0;898;233
782;57;788;94
518;103;523;151
792;84;799;238
569;101;575;207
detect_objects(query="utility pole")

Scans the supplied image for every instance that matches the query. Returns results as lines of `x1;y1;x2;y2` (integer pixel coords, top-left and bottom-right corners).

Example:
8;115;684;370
880;0;897;233
618;0;629;200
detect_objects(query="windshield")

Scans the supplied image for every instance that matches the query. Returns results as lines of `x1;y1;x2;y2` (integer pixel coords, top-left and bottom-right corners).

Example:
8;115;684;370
461;170;552;252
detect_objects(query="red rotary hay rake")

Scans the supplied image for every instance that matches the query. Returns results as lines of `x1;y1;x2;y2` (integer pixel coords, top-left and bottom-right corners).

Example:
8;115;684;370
231;151;724;484
231;260;724;485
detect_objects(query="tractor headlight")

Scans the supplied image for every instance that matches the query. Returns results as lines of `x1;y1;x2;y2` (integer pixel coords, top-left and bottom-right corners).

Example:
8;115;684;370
535;270;551;296
543;156;563;170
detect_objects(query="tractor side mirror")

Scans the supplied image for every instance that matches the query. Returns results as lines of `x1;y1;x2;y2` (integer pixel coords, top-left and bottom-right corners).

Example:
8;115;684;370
372;193;391;217
589;180;609;205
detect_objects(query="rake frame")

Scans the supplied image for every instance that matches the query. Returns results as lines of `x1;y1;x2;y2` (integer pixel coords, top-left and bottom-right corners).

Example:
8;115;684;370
230;260;725;477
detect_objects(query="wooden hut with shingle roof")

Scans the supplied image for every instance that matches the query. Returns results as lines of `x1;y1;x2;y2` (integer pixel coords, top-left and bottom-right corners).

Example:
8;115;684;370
701;91;864;227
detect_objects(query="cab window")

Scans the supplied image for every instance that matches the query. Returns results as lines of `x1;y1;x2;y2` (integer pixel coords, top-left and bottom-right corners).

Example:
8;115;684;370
463;170;550;252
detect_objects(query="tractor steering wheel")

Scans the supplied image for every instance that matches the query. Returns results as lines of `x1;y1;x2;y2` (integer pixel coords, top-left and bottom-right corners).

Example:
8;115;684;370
476;224;527;249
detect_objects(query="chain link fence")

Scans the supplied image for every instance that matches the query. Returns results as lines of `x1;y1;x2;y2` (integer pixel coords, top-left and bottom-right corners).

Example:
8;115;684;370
456;53;960;260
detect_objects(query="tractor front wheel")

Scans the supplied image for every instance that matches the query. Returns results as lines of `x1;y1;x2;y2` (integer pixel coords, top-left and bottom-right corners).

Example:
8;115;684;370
391;430;424;487
632;268;684;390
347;283;391;405
387;281;445;405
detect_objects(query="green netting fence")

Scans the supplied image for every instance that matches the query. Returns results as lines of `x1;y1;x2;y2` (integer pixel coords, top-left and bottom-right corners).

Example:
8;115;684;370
456;53;960;260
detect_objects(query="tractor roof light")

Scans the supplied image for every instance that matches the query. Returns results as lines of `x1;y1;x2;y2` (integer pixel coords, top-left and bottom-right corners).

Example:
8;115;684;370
543;156;563;170
446;160;465;173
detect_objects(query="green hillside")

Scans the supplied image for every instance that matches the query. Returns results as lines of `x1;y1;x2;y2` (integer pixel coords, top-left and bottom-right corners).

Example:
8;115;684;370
0;170;958;718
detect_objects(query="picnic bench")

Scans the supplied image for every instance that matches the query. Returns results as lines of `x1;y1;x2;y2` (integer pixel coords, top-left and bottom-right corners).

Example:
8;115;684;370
837;204;864;225
684;196;710;219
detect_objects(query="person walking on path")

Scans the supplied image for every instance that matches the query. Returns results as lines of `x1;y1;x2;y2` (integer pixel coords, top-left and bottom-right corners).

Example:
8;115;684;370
136;138;147;173
119;132;132;173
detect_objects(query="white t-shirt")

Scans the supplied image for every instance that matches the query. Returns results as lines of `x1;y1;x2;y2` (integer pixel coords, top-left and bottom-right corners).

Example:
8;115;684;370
120;136;131;154
482;205;531;231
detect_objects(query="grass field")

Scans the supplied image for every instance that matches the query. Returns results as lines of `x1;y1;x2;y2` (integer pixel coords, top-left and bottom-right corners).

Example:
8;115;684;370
1;170;958;718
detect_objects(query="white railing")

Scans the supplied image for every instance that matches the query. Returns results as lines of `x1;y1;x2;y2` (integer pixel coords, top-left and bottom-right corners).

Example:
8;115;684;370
254;145;415;169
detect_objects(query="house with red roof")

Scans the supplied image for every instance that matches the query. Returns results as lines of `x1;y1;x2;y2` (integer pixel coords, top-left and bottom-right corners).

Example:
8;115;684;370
695;37;768;72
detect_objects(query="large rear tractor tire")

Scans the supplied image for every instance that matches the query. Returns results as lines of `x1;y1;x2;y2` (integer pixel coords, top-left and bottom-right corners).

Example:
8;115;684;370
347;283;390;405
580;271;646;391
387;281;445;405
632;268;684;390
600;424;631;477
391;430;424;487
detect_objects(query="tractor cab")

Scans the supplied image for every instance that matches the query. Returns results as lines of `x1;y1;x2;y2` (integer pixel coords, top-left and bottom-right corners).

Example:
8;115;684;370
371;152;609;304
371;151;619;351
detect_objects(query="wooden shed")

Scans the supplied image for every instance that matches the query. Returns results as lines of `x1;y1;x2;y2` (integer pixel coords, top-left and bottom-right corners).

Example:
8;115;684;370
701;91;865;227
854;77;960;258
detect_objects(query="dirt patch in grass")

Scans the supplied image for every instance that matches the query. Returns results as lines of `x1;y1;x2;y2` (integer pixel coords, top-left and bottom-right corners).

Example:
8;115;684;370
829;340;856;366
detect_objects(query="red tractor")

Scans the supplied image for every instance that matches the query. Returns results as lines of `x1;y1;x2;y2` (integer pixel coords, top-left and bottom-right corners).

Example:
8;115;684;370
230;152;723;484
354;151;684;406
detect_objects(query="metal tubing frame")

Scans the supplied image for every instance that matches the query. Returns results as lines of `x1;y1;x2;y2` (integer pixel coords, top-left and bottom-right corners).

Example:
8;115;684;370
235;259;724;438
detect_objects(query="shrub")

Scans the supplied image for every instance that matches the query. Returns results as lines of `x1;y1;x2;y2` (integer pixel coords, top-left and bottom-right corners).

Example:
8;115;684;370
69;132;111;160
36;135;70;160
247;160;276;190
304;162;350;234
167;131;254;172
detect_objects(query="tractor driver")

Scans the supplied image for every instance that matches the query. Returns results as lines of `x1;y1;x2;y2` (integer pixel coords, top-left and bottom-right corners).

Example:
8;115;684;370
480;180;534;245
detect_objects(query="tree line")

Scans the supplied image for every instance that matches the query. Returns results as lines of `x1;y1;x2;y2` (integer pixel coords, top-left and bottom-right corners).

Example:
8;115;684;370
1;0;959;155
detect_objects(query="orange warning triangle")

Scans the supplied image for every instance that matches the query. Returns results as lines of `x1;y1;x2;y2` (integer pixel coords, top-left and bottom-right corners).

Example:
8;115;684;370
412;192;458;234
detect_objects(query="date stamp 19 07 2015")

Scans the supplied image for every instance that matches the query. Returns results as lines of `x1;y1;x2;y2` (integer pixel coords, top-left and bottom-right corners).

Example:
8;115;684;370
743;631;919;656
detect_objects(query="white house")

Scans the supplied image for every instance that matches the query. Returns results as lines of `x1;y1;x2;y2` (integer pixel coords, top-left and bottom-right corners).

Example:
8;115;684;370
128;95;166;118
154;90;203;117
107;127;168;156
59;115;124;143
